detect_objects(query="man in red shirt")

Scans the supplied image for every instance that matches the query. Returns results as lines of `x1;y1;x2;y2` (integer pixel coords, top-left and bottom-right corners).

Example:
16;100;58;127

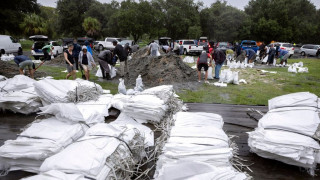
197;50;212;83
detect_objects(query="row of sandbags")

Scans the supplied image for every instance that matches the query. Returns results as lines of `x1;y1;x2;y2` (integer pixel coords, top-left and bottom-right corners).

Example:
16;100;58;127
154;112;248;180
288;62;308;73
248;92;320;176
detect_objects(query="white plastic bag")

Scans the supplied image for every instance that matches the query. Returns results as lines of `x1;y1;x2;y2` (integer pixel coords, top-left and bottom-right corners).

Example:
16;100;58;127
95;66;103;78
110;65;116;79
233;71;239;85
207;67;213;79
118;78;126;95
156;50;160;56
244;57;248;64
225;70;234;84
262;55;268;63
218;70;226;83
134;75;144;92
273;58;276;66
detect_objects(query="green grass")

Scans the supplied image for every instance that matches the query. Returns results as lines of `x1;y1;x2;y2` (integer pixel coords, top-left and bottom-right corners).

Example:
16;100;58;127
178;58;320;105
38;65;118;94
20;40;33;50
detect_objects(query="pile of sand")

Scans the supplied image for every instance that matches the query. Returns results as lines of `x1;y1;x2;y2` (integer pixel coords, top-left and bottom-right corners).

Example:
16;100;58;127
0;61;46;78
126;53;197;87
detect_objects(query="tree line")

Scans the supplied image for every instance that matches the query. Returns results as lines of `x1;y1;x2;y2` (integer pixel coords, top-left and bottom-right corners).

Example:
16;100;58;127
1;0;319;44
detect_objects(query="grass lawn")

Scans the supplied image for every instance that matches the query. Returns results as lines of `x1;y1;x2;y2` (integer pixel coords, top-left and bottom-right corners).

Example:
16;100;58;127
178;58;320;105
20;40;33;51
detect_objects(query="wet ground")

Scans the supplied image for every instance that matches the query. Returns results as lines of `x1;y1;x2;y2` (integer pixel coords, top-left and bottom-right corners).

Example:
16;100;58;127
1;104;319;180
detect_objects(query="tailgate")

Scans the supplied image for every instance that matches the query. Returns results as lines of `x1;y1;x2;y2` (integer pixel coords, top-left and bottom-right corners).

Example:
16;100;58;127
191;45;203;50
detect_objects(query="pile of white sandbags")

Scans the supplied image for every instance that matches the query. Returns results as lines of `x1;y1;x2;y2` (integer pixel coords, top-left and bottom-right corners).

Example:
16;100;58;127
0;117;89;173
34;78;103;105
0;75;42;114
248;92;320;176
288;61;308;73
219;69;239;85
38;123;145;180
154;112;248;180
227;60;254;69
0;54;15;61
0;75;7;81
183;56;195;63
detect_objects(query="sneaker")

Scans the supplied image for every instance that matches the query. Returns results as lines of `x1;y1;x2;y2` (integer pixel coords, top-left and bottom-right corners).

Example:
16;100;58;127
198;80;201;83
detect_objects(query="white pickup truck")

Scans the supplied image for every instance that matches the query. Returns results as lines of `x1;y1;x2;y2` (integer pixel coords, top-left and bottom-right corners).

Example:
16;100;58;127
177;40;203;55
96;37;122;51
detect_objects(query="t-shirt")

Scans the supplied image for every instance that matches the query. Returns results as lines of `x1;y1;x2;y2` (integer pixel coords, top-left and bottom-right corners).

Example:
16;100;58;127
113;44;126;61
42;45;53;53
14;55;31;66
279;49;289;57
197;52;211;64
65;50;74;64
98;50;112;62
213;49;226;64
82;54;88;65
245;49;256;59
149;42;159;51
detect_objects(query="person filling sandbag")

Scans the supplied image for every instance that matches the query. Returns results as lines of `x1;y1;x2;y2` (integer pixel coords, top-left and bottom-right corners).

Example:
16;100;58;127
197;50;212;83
14;55;35;79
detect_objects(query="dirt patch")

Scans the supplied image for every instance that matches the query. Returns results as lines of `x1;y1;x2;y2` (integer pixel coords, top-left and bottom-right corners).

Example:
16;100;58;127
126;53;198;87
0;61;46;78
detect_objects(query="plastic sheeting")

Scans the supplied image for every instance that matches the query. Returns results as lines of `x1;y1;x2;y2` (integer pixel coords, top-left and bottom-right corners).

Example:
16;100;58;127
0;117;88;173
34;78;103;104
0;87;42;114
154;112;248;179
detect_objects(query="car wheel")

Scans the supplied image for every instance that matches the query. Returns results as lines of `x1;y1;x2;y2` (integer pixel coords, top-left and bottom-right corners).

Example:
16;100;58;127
301;51;305;56
18;47;23;55
99;45;104;51
183;49;187;55
0;49;5;57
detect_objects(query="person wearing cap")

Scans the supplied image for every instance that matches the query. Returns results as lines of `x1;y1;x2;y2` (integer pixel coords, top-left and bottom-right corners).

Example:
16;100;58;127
64;44;76;79
14;55;35;79
79;46;96;80
197;49;212;83
113;40;128;77
42;43;53;61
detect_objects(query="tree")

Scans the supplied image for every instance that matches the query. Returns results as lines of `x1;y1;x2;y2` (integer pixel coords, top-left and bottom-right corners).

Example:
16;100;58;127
0;0;39;36
82;17;101;39
188;26;202;39
56;0;94;37
39;6;59;39
19;14;48;37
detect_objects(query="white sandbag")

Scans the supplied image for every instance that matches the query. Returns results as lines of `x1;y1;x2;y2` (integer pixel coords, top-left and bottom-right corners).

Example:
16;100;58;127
244;58;248;64
298;67;308;73
183;56;194;63
0;87;42;114
258;107;320;137
0;75;7;81
268;92;318;110
288;65;297;73
262;55;268;63
0;75;35;92
126;89;135;95
134;74;144;92
273;58;276;66
109;65;116;79
207;67;213;79
95;66;103;78
118;78;126;95
110;94;131;111
156;50;160;56
212;82;227;87
233;71;239;85
225;70;234;84
240;62;245;69
218;70;226;83
235;61;241;69
21;170;86;180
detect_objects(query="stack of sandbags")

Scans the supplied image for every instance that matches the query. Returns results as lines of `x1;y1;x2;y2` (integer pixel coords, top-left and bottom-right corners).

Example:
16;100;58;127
0;75;7;81
288;62;308;73
34;78;103;105
248;92;320;176
21;170;86;180
38;123;145;180
219;69;239;85
0;117;89;173
39;94;113;126
0;75;42;114
154;112;248;180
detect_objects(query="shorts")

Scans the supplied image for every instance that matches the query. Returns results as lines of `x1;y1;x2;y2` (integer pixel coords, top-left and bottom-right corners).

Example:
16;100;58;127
197;63;209;71
81;64;92;71
67;63;76;73
19;60;33;69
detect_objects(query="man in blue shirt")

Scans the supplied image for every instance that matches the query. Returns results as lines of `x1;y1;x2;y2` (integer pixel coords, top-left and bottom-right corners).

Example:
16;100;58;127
278;49;290;65
245;49;256;63
73;39;81;70
14;55;35;79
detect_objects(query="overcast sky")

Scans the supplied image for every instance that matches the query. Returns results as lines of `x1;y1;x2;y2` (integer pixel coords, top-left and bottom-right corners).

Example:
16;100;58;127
38;0;320;10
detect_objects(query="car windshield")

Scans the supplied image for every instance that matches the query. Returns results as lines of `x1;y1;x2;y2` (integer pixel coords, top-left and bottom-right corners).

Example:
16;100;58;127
242;42;256;46
183;41;194;45
282;43;293;48
120;40;131;45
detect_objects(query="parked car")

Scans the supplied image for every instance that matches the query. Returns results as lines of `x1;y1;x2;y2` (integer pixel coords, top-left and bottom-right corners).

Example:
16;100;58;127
300;44;320;56
119;40;139;53
77;37;94;47
178;40;204;55
96;37;121;51
159;37;171;47
62;38;74;51
0;35;22;56
198;37;209;51
240;40;259;52
30;35;63;59
215;42;233;53
268;42;294;57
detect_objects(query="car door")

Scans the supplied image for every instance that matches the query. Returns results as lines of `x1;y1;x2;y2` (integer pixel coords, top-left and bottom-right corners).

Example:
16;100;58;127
8;36;17;53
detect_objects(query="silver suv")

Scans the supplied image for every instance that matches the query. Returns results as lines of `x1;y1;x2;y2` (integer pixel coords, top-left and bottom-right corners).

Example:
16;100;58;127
300;44;320;56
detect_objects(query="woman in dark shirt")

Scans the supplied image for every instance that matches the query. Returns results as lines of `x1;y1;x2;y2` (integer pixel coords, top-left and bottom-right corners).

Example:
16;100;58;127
64;44;76;79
